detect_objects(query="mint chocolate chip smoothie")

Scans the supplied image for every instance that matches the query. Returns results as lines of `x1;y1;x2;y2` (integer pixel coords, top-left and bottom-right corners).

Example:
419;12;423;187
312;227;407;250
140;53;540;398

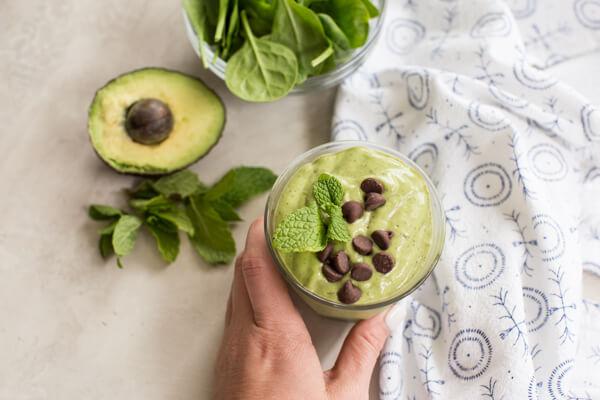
273;146;434;305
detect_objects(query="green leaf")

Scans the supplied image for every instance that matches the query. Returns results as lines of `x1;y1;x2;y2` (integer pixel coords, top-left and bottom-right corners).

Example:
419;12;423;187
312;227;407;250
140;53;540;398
152;170;207;199
211;198;243;221
112;215;143;258
272;202;326;252
206;170;236;201
98;220;118;235
313;174;344;208
225;10;298;102
324;203;351;242
183;0;220;67
186;195;236;264
146;218;180;263
270;0;331;83
220;167;278;208
311;0;370;48
130;180;159;199
129;195;175;213
150;207;195;235
99;234;113;259
89;205;123;220
215;0;230;42
318;13;351;59
360;0;379;18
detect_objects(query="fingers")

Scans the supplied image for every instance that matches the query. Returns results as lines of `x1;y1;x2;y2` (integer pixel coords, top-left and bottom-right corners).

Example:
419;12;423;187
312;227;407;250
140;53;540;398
240;217;300;328
230;251;254;326
326;311;390;397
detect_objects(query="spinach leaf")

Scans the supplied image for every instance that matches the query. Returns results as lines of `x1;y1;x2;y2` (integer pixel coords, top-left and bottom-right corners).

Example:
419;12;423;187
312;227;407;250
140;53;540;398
222;0;240;59
311;0;370;48
270;0;330;83
360;0;379;18
241;0;275;37
215;0;230;42
183;0;220;67
318;13;351;60
186;195;236;264
225;11;298;102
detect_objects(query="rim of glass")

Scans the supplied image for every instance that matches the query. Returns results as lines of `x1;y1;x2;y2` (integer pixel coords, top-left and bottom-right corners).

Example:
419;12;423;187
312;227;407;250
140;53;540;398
264;141;446;311
182;0;387;93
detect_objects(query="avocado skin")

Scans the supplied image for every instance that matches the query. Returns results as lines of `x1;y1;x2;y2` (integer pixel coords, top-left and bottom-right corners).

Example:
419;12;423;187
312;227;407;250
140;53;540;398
88;67;226;176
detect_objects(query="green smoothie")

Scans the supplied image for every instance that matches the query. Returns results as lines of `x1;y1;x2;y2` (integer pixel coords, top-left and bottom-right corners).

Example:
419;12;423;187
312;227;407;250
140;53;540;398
273;146;434;305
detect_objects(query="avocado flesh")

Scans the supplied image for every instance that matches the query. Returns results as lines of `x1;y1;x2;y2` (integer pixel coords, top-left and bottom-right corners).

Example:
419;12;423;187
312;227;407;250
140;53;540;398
89;68;225;175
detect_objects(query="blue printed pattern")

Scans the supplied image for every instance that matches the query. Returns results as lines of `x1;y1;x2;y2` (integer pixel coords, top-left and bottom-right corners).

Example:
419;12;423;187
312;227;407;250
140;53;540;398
331;0;600;398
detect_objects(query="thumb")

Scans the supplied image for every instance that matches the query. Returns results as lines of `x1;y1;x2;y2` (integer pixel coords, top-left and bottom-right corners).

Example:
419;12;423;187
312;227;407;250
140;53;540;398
325;311;390;398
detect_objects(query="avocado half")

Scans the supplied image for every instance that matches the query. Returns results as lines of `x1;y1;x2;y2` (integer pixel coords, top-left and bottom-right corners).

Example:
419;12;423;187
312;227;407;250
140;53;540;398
88;68;225;175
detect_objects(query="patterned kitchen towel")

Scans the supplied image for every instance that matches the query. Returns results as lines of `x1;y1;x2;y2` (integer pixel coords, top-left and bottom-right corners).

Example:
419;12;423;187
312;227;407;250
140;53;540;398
331;0;600;399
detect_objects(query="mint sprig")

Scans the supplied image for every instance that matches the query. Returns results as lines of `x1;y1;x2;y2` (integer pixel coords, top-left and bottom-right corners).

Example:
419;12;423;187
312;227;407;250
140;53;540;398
273;174;351;253
89;167;277;268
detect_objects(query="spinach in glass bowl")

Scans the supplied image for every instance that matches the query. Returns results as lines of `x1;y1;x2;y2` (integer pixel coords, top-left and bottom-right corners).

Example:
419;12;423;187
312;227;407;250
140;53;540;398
183;0;386;102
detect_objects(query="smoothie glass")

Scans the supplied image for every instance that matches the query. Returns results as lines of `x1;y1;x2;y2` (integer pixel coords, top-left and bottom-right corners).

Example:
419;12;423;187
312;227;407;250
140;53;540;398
265;141;445;320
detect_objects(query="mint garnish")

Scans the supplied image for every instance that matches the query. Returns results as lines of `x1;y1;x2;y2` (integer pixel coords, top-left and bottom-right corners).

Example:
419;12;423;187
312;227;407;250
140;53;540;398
274;174;351;253
313;173;344;208
89;166;276;267
273;202;327;252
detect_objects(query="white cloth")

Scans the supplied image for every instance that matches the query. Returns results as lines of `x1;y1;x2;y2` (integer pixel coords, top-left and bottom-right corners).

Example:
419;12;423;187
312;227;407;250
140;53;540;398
331;1;600;399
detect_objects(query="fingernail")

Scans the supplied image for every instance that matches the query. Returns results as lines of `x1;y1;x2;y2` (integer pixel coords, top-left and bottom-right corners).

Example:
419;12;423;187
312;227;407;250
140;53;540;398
385;301;407;330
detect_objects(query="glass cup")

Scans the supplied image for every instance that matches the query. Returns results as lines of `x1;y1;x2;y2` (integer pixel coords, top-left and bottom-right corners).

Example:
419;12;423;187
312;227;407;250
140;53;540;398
264;141;446;320
183;0;387;95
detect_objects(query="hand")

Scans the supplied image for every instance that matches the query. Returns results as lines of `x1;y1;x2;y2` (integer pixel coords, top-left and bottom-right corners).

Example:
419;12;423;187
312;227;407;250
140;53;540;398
213;217;390;400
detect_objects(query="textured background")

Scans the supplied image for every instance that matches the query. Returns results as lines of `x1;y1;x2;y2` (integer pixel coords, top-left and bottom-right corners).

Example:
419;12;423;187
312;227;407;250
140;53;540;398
1;1;599;399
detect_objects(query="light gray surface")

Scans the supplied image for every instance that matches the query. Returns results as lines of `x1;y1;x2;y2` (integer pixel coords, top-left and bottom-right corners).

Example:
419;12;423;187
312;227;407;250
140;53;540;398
1;1;599;399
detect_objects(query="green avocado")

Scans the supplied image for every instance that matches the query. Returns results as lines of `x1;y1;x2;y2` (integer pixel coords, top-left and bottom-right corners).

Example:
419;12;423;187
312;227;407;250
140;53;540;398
88;68;225;175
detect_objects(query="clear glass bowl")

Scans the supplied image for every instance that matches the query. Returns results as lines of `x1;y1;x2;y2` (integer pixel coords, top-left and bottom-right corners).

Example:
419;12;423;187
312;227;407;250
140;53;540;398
264;141;446;320
183;0;387;95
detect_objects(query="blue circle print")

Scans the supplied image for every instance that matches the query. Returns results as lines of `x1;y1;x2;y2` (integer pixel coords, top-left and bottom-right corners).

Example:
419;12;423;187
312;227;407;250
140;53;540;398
464;163;513;207
380;352;403;398
532;214;565;262
386;18;426;55
513;60;557;90
405;69;430;110
581;104;600;142
468;102;510;131
448;329;493;380
507;0;537;19
470;12;512;38
574;0;600;30
455;243;505;290
332;120;368;141
527;143;568;181
522;287;550;332
548;359;574;400
408;142;438;176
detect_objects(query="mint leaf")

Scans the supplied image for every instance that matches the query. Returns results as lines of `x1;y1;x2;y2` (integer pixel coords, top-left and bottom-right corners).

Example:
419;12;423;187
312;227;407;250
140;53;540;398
273;202;326;252
186;195;236;264
112;215;143;267
99;234;113;259
89;205;123;220
150;207;195;235
129;180;159;199
153;170;207;198
98;220;118;235
129;195;175;213
313;174;343;208
205;169;236;201
146;217;180;263
211;198;242;222
324;203;351;242
219;167;277;208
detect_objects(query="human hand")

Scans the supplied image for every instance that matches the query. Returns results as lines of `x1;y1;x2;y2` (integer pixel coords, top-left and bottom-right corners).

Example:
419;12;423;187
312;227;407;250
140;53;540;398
213;217;391;400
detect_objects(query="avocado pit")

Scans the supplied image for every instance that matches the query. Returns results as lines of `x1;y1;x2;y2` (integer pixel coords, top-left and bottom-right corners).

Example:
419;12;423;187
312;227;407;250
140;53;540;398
125;98;174;145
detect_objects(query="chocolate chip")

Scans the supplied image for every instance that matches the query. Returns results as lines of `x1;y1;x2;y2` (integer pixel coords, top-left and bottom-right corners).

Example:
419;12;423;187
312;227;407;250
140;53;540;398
337;280;362;304
317;242;335;262
373;252;395;274
351;262;373;281
371;230;394;250
331;251;350;274
341;201;363;223
322;264;343;282
360;177;384;194
352;235;373;255
364;192;386;211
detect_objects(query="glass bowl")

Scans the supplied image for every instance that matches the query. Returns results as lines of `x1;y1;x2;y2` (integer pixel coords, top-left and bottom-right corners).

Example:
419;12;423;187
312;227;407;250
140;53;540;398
264;141;446;320
183;0;387;95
